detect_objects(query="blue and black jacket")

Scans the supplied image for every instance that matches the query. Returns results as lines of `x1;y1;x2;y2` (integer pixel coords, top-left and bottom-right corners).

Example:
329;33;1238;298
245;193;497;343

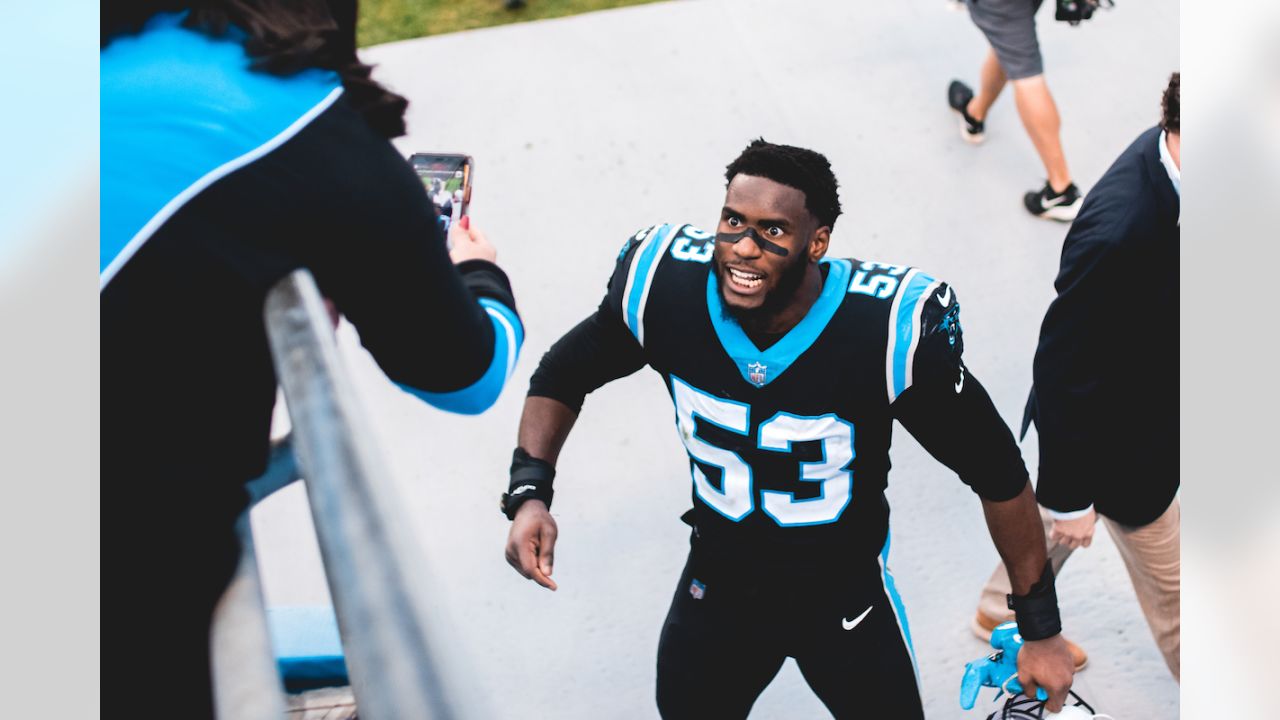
102;14;523;494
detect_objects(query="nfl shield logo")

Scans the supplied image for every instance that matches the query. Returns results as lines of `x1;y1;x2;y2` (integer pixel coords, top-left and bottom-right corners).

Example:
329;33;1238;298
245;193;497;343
689;579;706;600
748;362;768;386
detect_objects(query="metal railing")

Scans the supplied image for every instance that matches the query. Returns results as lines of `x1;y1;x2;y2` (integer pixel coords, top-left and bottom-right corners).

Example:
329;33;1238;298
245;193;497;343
211;269;476;719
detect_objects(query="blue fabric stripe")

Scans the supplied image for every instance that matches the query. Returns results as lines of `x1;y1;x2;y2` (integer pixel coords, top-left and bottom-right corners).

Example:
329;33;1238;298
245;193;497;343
101;13;341;276
397;298;523;415
478;297;525;355
707;259;851;387
625;224;672;341
891;272;935;398
880;533;917;663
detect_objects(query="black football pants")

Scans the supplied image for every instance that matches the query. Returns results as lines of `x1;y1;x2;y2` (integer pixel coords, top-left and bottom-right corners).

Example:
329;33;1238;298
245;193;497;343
655;549;924;719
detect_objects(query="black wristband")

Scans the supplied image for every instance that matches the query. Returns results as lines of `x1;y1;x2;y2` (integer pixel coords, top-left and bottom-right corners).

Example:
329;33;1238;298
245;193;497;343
499;447;556;521
1007;560;1062;641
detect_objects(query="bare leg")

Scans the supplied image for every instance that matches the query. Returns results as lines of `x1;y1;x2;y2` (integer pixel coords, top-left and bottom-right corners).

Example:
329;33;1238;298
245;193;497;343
967;48;1007;122
1011;74;1072;192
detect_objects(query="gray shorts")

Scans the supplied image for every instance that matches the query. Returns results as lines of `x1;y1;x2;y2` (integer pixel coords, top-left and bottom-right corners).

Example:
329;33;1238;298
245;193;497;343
966;0;1047;80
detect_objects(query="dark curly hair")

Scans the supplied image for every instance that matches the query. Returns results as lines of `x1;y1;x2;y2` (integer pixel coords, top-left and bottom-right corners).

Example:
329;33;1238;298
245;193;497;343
102;0;408;139
1161;72;1179;134
725;138;843;230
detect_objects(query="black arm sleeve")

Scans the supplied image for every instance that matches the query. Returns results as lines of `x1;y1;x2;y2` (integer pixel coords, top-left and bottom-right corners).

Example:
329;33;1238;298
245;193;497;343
527;298;647;414
891;283;1029;501
894;370;1029;501
526;229;653;413
456;259;518;310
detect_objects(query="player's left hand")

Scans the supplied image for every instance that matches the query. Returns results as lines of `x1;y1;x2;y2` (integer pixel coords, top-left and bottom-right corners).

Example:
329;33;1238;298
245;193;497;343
1017;634;1075;712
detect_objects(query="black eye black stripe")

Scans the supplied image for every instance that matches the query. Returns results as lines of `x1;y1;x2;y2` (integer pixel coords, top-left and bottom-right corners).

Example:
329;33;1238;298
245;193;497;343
714;227;789;256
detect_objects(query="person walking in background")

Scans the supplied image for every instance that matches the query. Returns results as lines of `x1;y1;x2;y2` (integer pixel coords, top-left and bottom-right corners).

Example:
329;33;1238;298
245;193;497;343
972;73;1181;681
948;0;1084;221
102;1;524;716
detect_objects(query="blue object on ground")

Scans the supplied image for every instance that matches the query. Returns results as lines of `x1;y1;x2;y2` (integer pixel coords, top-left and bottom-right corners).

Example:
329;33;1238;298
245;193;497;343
268;605;349;691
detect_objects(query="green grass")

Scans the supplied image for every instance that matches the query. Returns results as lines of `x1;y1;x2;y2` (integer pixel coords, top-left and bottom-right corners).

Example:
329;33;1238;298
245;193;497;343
358;0;671;47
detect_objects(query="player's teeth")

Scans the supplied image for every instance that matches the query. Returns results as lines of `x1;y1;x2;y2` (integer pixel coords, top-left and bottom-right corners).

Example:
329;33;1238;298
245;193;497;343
729;272;761;289
728;268;763;289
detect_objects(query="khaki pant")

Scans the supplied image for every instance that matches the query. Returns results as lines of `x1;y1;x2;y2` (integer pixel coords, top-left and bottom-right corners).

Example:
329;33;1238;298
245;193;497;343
977;498;1180;680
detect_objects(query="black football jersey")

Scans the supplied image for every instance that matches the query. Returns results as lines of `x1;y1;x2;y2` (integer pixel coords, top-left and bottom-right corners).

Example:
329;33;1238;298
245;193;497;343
529;223;1027;567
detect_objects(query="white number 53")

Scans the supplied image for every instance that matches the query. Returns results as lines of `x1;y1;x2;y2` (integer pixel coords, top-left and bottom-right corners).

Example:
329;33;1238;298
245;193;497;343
670;376;855;526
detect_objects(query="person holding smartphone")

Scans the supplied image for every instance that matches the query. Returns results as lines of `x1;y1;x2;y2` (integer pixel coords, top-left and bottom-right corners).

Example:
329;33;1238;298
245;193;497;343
101;1;523;716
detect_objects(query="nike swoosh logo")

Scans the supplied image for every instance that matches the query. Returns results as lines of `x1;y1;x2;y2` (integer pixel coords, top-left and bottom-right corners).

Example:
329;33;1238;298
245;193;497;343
510;484;536;496
955;365;965;393
936;286;952;306
1041;194;1070;209
842;605;873;631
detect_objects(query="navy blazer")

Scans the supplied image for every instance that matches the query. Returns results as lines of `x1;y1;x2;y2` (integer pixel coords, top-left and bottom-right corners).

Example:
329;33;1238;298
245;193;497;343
1023;126;1180;527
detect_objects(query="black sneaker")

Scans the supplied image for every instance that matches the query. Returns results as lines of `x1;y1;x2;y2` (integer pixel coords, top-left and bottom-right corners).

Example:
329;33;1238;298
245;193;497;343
948;80;985;144
1023;181;1083;222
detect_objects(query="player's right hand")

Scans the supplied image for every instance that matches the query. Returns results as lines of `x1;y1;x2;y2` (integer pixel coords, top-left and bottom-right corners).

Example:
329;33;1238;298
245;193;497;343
505;500;558;591
1018;635;1075;713
449;216;498;264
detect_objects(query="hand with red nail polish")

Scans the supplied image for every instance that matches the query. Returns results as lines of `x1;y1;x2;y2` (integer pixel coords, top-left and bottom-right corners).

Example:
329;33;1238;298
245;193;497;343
448;215;496;264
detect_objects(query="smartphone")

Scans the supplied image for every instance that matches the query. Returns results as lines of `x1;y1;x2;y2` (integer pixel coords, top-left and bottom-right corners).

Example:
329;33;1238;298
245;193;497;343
409;153;473;237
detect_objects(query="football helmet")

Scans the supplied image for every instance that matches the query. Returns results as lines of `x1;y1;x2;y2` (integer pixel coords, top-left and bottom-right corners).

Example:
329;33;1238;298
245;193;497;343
987;690;1114;720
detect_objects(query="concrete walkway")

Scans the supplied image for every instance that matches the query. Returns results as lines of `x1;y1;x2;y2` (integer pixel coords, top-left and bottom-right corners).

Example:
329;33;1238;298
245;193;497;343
251;1;1180;716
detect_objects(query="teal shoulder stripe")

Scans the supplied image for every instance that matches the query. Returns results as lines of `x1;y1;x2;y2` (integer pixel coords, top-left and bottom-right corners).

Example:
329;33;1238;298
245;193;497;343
624;223;674;343
890;271;936;400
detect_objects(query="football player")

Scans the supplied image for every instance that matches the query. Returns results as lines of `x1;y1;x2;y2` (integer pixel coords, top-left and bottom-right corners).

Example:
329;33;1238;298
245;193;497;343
501;139;1075;717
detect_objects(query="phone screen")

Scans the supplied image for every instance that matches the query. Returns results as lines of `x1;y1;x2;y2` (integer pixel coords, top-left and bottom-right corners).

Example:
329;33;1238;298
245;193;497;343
409;153;473;235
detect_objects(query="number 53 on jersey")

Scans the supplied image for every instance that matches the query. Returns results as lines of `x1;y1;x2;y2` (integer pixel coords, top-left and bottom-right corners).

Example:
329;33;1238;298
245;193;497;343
671;376;855;527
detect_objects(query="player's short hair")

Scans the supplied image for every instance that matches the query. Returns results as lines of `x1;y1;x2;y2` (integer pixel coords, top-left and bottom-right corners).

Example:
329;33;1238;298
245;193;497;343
725;139;843;230
1160;72;1179;134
